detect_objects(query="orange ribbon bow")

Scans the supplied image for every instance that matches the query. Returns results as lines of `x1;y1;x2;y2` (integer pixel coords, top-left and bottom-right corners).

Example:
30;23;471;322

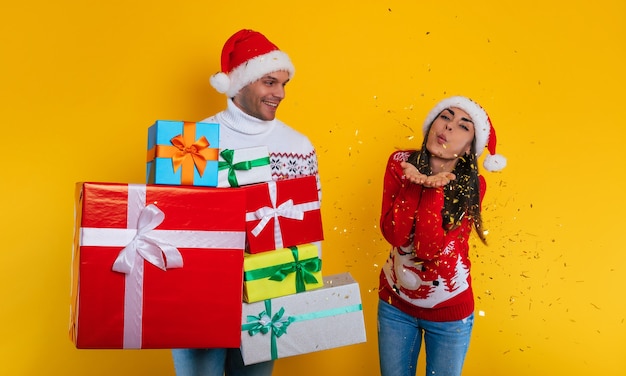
150;122;218;184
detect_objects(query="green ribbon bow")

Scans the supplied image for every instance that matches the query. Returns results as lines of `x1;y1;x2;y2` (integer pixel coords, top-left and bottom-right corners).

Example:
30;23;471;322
244;246;322;293
242;299;363;360
218;149;270;187
242;300;294;360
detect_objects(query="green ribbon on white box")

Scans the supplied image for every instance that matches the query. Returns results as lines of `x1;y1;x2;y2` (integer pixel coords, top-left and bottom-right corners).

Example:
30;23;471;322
218;148;270;187
242;299;363;360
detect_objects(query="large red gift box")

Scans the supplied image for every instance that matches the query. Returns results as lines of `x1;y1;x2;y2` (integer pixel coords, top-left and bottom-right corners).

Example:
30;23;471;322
70;182;246;349
243;176;323;253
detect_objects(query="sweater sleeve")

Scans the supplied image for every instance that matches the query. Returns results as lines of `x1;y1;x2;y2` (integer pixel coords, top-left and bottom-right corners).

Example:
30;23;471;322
415;175;486;260
413;187;445;260
379;151;423;247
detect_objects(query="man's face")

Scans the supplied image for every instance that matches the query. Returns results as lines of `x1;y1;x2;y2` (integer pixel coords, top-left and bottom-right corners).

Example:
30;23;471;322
233;71;290;121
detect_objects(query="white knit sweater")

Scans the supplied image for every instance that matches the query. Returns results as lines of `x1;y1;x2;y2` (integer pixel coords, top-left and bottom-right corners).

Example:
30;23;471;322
202;99;320;193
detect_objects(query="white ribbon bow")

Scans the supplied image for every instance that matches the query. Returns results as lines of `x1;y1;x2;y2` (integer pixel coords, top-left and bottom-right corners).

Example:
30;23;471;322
250;199;304;237
112;204;183;274
246;181;320;250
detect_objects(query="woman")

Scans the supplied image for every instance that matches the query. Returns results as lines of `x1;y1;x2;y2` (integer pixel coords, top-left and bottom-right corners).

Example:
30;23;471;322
377;96;506;376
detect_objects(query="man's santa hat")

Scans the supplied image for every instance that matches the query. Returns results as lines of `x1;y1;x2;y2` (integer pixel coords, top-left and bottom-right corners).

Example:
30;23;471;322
423;96;507;172
210;29;295;98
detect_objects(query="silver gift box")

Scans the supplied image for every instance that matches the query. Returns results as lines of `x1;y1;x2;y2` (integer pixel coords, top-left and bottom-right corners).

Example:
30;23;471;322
240;272;367;365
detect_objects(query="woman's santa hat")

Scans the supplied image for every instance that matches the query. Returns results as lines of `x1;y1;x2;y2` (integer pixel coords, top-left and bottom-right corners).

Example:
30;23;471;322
423;96;507;172
210;29;295;98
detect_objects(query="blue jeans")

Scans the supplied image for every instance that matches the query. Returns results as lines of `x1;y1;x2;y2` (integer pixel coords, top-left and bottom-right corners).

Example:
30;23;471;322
377;299;473;376
171;348;274;376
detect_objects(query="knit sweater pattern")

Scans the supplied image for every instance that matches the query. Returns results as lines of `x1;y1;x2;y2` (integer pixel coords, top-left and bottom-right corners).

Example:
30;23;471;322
378;150;480;322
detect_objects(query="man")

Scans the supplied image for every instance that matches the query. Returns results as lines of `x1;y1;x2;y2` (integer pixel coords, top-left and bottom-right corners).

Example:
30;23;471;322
172;29;320;376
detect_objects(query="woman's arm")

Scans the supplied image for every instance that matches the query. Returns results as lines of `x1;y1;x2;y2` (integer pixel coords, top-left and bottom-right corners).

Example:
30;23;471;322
413;186;446;260
379;151;422;247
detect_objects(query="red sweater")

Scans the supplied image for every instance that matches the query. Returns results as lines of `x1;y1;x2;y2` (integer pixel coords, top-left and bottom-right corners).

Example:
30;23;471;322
378;150;485;322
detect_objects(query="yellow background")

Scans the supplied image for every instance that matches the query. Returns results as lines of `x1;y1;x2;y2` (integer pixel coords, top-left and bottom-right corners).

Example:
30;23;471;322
2;0;625;375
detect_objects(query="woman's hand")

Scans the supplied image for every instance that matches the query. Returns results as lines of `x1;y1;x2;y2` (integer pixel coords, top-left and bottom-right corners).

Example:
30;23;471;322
401;161;428;184
424;172;456;187
401;162;455;188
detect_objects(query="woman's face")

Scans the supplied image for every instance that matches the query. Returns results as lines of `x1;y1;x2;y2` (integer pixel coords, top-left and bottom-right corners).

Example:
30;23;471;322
425;107;475;161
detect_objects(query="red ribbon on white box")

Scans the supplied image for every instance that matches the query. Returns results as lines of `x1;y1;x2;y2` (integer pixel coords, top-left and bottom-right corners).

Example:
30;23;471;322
79;184;245;348
245;181;321;249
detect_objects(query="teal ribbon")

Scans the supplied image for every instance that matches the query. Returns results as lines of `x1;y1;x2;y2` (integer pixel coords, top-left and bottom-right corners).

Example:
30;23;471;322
244;246;322;293
242;300;294;360
218;149;270;187
242;299;363;360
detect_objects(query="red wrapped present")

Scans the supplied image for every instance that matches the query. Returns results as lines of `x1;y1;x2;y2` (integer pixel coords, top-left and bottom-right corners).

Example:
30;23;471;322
70;182;245;349
243;176;323;253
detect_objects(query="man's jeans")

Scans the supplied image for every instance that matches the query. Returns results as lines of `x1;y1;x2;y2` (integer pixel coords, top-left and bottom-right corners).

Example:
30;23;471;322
172;348;273;376
378;299;473;376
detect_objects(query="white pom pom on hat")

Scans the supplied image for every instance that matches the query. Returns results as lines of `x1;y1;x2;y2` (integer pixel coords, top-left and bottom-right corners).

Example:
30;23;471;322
482;122;507;172
422;95;507;172
210;29;295;98
209;72;231;94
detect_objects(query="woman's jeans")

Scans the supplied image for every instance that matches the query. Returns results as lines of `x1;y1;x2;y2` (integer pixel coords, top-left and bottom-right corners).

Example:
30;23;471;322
378;299;473;376
171;348;273;376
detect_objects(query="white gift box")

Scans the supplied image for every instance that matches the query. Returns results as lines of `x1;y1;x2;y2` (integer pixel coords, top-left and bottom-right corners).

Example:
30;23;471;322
240;272;367;365
217;147;272;187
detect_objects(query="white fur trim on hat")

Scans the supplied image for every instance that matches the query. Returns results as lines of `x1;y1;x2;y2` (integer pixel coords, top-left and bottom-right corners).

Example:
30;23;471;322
210;50;295;97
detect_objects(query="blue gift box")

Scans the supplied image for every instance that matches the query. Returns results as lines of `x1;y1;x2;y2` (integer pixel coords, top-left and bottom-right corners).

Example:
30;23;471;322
147;120;219;186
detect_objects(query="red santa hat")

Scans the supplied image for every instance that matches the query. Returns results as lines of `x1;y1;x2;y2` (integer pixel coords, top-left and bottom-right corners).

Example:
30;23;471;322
423;95;507;172
210;29;295;98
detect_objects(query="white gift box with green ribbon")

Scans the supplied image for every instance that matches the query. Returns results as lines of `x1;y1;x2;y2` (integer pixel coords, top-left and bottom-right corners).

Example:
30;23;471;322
240;272;367;365
217;147;272;187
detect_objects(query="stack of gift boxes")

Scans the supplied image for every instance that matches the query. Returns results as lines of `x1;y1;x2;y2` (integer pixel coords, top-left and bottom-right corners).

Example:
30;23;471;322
70;120;366;364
